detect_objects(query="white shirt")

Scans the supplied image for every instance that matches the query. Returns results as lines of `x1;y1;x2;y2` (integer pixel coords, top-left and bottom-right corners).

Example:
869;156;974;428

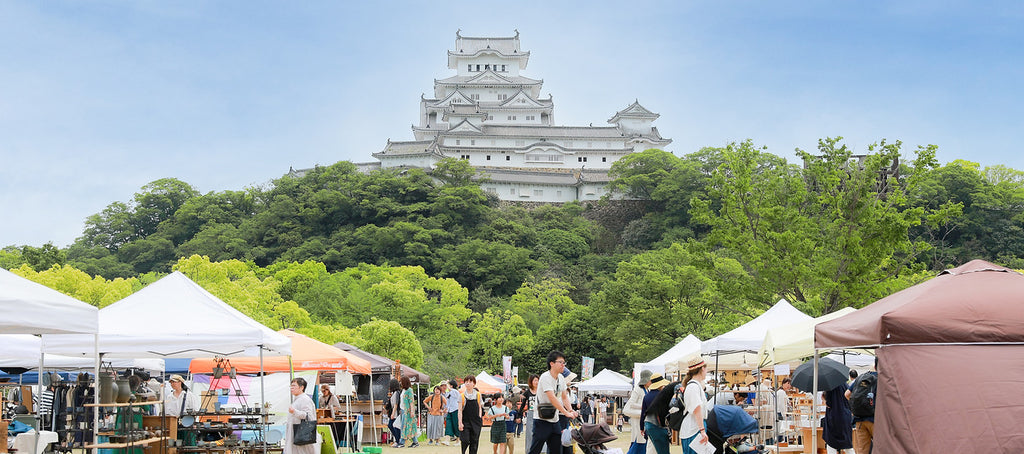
680;380;708;438
163;388;198;416
537;371;567;423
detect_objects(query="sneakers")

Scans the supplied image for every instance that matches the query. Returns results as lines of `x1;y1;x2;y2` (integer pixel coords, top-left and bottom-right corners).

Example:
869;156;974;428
440;440;450;446
410;443;420;448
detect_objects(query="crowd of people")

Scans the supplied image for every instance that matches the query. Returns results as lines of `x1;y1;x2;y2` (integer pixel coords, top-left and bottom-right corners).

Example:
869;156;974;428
289;352;876;454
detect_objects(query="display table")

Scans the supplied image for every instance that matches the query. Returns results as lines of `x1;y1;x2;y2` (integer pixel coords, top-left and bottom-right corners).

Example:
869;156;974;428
13;430;59;454
799;427;825;454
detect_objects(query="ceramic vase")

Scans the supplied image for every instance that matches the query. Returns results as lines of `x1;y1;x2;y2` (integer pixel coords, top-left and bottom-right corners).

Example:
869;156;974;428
99;372;117;404
115;377;132;403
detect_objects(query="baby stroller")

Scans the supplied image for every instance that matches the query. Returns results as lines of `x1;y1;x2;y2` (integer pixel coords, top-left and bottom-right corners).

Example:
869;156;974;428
570;419;618;454
706;405;762;454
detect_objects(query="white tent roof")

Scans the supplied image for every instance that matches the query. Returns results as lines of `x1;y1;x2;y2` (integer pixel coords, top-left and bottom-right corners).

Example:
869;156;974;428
702;299;812;355
44;271;291;358
0;268;98;335
0;334;163;371
646;334;702;366
576;368;632;395
759;307;857;366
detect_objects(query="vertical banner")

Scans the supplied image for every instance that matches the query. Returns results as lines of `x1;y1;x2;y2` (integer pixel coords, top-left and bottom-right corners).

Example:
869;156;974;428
503;356;513;383
581;356;595;380
512;366;519;386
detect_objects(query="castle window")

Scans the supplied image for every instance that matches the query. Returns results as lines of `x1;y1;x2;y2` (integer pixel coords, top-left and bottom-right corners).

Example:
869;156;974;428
510;188;516;195
602;157;607;162
476;64;480;71
486;187;497;194
468;64;472;72
485;64;490;70
526;115;535;121
471;140;476;145
470;94;480;100
488;115;493;120
455;139;461;145
461;154;470;160
486;155;491;160
506;155;511;161
534;189;543;196
501;65;506;72
557;190;563;197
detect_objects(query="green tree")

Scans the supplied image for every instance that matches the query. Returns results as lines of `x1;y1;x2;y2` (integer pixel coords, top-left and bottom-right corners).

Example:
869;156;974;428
21;242;66;271
357;319;424;370
467;309;535;372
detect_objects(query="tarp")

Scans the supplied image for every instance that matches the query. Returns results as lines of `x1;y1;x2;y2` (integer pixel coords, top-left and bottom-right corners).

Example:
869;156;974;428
474;371;504;394
43;271;291;358
0;268;98;335
703;299;812;355
190;330;371;375
639;334;702;375
576;369;632;395
815;260;1024;453
759;307;857;366
333;342;430;383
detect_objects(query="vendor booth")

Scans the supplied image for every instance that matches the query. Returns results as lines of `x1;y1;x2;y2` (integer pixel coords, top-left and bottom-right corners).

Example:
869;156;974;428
576;369;632;397
815;260;1024;453
1;268;99;454
40;271;291;454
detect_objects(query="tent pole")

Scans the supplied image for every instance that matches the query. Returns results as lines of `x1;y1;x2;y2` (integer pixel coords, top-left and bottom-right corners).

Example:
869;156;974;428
369;374;377;446
260;346;267;454
35;337;43;454
811;350;819;454
93;337;101;454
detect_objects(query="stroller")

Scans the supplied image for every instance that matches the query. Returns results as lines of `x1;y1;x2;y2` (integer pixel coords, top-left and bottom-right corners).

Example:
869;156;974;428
570;419;618;454
706;405;762;454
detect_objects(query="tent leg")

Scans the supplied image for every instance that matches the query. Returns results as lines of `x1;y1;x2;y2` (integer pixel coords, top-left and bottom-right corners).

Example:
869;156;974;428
94;338;101;454
35;339;42;454
260;347;267;454
811;350;819;454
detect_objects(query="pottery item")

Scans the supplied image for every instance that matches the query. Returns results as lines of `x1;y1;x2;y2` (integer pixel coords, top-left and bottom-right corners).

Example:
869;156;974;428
115;377;132;403
99;372;117;404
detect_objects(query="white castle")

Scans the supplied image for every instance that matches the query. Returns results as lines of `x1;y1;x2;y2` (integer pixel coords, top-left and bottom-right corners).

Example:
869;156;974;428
364;30;672;202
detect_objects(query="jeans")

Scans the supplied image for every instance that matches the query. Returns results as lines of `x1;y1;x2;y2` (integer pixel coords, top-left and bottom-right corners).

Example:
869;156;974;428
643;423;669;454
389;418;403;445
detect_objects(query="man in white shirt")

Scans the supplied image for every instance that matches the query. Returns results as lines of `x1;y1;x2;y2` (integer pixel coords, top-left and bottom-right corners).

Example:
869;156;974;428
528;351;578;454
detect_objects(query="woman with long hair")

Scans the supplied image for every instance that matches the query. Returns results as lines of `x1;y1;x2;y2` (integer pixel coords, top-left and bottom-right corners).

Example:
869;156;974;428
400;377;419;448
286;378;317;454
680;355;710;454
388;379;403;447
520;374;540;452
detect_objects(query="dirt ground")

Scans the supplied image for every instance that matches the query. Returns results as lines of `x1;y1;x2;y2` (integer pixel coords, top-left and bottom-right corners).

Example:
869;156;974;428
369;426;634;454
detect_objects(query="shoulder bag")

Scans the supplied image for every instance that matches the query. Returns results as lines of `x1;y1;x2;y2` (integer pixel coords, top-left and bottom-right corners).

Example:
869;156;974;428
293;415;317;445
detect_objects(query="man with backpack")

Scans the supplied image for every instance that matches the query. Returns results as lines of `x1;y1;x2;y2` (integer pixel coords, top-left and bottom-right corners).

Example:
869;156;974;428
845;358;878;454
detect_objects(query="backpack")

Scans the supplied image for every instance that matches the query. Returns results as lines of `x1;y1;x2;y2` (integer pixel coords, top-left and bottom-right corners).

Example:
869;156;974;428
849;373;877;418
647;381;681;428
665;380;699;431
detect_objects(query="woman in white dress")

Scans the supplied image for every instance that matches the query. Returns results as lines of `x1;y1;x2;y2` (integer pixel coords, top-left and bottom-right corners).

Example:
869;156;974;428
286;377;317;454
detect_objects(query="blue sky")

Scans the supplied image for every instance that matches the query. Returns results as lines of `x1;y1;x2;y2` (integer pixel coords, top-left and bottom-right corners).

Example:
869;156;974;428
2;1;1022;247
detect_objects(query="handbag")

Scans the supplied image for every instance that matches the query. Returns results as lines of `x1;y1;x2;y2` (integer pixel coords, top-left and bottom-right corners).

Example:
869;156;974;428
293;417;317;446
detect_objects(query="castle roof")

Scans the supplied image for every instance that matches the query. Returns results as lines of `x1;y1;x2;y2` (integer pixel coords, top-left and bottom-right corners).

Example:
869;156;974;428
608;100;660;123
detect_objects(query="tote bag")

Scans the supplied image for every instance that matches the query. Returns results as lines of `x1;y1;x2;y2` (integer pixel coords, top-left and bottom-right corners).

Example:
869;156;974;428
293;417;317;445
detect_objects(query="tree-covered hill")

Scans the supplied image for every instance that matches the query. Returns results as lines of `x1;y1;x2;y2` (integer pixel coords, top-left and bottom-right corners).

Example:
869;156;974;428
5;138;1024;379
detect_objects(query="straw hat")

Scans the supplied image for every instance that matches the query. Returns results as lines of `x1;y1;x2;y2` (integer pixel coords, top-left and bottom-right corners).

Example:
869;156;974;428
639;369;654;385
685;354;708;372
168;374;186;383
647;373;670;390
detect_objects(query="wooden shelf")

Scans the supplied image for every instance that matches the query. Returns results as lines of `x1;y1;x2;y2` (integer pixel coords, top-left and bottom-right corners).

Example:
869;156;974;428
85;436;168;449
86;401;163;407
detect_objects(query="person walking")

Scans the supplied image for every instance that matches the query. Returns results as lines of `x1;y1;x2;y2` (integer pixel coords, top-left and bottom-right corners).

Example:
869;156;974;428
286;378;317;454
623;370;652;454
845;359;877;454
388;379;403;448
400;377;419;448
487;395;510;454
822;384;854;454
579;396;592;423
459;375;484;454
424;385;446;445
528;351;578;454
444;380;461;445
520;374;539;451
638;373;670;454
679;355;710;454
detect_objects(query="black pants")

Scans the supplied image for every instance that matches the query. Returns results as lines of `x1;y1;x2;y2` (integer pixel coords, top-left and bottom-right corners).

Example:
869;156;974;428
528;416;571;454
461;422;481;454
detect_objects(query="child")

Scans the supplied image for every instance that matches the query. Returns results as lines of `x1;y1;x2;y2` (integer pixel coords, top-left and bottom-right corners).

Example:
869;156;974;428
486;396;509;454
616;412;624;432
505;407;518;454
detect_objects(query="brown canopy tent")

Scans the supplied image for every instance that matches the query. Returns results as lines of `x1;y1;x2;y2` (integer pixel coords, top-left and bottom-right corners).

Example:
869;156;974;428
815;259;1024;453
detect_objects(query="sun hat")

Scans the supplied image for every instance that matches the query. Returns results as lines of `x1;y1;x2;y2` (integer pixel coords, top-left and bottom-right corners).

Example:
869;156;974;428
685;354;708;371
647;373;670;390
639;369;653;385
169;374;186;383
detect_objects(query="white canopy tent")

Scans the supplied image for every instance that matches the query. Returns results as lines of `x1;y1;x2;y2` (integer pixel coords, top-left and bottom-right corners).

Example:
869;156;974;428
0;334;164;371
43;271;291;358
702;299;812;369
0;268;99;335
0;268;99;454
576;369;632;396
758;307;858;366
633;334;703;377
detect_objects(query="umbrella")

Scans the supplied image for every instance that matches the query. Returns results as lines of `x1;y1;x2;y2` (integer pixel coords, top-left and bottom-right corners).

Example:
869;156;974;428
791;357;849;393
